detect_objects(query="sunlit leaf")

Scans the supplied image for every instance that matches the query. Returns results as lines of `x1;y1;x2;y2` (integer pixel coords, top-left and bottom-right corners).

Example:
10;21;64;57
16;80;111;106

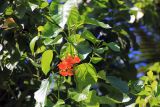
42;22;61;38
53;99;65;107
75;63;97;90
84;16;111;29
58;0;82;29
28;2;38;11
41;50;53;75
82;29;99;44
5;7;13;15
30;36;39;55
91;57;102;64
44;35;63;45
60;43;77;59
34;78;54;107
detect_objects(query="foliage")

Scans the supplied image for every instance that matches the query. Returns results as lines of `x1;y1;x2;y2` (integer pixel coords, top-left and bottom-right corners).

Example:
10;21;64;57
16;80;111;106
0;0;160;107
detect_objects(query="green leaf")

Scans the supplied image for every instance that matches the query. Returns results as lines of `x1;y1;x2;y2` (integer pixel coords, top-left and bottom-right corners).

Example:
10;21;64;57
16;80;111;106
108;42;120;52
40;2;49;9
42;22;61;38
41;50;53;75
84;91;100;107
98;96;122;104
76;41;92;59
44;35;63;45
67;7;79;32
30;36;39;55
70;85;91;102
36;45;46;54
75;63;97;90
34;78;54;107
97;70;107;81
49;1;58;15
58;0;81;28
60;43;77;59
94;47;108;54
68;34;85;45
28;2;38;11
53;99;65;107
147;70;154;80
107;76;129;93
5;6;13;15
149;62;160;73
91;57;102;64
82;29;99;44
84;16;111;29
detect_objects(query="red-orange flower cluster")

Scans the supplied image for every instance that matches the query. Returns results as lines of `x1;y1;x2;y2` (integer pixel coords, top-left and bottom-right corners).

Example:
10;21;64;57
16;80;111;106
58;55;80;76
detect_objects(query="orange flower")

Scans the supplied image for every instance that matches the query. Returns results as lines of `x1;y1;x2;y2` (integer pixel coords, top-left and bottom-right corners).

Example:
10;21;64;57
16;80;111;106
58;55;81;76
59;71;73;76
73;56;81;63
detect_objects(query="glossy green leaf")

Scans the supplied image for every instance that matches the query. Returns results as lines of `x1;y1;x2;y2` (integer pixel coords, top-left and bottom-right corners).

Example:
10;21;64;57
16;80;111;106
98;96;122;104
44;35;63;45
53;99;65;107
41;50;53;75
94;47;108;54
84;16;111;29
76;41;92;59
107;76;129;93
82;29;99;44
58;0;82;29
91;57;102;64
34;78;54;107
108;42;120;52
28;2;38;11
75;63;97;90
30;36;39;55
67;7;79;32
42;22;61;38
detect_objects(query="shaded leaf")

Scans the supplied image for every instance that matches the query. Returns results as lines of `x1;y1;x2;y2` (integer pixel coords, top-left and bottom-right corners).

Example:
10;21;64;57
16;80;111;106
107;76;129;93
76;41;92;59
108;42;120;52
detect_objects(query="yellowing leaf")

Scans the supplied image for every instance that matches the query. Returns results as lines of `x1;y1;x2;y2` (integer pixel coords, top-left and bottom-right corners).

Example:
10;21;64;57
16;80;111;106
147;70;154;80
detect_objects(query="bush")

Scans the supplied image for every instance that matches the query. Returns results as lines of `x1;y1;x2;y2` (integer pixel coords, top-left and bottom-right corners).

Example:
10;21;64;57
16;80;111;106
0;0;160;107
